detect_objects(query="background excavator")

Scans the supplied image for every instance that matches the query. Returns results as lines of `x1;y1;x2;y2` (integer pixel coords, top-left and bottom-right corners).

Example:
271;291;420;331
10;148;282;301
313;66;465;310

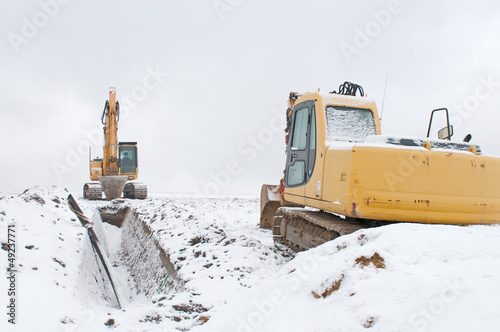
83;87;147;200
261;81;500;251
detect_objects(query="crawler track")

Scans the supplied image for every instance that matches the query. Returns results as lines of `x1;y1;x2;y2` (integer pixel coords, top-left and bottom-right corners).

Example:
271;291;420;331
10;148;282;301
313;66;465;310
83;183;103;200
123;183;147;199
273;207;384;251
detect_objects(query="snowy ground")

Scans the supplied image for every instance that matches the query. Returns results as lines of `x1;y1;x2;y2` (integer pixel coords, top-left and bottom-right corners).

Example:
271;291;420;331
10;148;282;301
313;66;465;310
0;187;289;331
1;186;500;331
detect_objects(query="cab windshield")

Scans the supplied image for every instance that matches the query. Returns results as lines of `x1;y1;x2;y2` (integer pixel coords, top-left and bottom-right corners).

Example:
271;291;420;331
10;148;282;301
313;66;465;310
325;106;377;142
119;146;137;173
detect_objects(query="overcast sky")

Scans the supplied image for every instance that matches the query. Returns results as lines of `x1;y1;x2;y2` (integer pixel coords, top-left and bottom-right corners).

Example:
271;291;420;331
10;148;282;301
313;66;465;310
2;0;500;194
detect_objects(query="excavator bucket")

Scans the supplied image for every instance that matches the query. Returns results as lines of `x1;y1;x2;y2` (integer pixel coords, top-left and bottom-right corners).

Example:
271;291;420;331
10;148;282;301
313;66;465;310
260;184;282;229
99;176;128;200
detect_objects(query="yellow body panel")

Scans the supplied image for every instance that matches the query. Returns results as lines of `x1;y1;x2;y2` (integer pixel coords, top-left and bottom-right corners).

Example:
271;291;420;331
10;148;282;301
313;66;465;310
89;160;103;181
122;173;138;180
119;169;138;181
284;91;500;225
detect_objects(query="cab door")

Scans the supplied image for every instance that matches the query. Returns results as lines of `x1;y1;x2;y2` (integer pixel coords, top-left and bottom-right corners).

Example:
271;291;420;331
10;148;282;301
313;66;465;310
284;100;316;198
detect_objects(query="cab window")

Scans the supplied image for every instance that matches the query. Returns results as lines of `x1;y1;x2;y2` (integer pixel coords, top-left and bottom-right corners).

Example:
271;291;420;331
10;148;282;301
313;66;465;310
119;146;137;173
291;107;309;150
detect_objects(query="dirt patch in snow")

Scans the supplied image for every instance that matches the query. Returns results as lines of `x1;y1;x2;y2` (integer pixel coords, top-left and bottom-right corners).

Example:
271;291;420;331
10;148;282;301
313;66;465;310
22;192;46;205
363;316;377;328
172;303;209;314
312;274;345;299
355;252;385;269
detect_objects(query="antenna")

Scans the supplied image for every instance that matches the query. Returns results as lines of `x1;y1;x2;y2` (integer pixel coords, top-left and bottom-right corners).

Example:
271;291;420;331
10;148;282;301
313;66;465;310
89;146;91;173
380;75;389;121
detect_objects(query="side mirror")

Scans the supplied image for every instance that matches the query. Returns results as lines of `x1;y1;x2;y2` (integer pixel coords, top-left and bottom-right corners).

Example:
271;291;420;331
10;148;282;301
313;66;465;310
427;108;453;140
438;125;453;140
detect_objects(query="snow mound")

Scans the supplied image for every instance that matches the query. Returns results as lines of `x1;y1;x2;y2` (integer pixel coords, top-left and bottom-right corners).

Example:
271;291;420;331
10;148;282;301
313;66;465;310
195;223;500;332
0;186;86;331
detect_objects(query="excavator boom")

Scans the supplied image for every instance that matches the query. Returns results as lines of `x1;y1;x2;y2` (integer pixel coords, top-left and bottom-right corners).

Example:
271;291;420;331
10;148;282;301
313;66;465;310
98;87;127;200
102;87;120;176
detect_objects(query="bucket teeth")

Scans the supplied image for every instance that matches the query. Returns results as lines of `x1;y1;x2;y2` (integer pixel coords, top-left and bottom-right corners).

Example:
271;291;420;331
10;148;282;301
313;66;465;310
99;176;128;200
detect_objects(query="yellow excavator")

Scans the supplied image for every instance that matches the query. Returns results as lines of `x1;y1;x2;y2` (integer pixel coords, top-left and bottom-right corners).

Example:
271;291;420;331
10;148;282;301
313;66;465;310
261;81;500;251
83;87;147;200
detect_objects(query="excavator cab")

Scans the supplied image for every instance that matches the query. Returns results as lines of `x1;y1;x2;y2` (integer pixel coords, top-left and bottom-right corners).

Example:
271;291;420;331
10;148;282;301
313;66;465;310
119;142;147;199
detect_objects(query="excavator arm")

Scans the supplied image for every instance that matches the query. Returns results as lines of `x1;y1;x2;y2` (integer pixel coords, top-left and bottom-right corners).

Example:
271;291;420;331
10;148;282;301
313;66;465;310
102;87;120;176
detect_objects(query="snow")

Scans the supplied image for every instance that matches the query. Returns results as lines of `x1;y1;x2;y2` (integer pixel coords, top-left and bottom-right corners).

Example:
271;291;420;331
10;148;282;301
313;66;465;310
265;186;280;201
0;187;86;331
195;223;500;332
1;186;500;331
364;135;480;153
320;93;376;112
326;134;482;158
